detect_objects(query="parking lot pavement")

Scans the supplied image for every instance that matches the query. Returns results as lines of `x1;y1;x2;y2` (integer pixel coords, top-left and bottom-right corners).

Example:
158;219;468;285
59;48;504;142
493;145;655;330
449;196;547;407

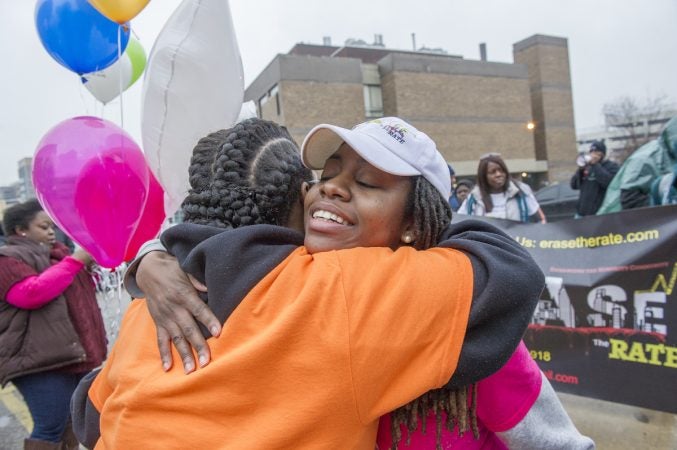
0;384;31;450
0;287;129;450
3;288;676;450
560;392;677;450
4;382;676;450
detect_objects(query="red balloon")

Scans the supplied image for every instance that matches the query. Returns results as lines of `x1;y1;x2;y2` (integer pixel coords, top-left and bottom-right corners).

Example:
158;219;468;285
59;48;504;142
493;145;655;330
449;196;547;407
124;171;166;261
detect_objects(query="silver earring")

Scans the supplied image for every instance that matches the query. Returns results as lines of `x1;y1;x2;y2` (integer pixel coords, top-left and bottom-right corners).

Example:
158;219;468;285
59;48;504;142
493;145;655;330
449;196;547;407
403;234;413;244
21;233;26;237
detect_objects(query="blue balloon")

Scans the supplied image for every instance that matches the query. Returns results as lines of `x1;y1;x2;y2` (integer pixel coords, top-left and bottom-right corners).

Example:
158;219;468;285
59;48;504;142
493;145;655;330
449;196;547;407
35;0;130;75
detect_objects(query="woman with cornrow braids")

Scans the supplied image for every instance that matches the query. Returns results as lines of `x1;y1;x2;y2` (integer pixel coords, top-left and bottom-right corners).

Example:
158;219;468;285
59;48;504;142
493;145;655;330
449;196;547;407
182;118;312;229
73;118;590;449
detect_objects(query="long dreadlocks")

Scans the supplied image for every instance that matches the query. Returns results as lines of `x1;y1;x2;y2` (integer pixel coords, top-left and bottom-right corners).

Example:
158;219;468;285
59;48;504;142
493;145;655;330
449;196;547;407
392;178;479;450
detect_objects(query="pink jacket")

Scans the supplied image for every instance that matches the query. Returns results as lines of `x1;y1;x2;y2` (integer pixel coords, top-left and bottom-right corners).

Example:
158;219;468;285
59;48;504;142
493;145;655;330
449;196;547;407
377;342;594;449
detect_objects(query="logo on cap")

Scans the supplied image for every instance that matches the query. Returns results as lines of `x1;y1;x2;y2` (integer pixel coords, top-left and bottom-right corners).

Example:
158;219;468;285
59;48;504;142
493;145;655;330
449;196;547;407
366;119;408;144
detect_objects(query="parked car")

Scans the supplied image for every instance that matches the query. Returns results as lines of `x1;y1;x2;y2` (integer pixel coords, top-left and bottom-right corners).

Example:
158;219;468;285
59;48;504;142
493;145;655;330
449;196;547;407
535;182;579;222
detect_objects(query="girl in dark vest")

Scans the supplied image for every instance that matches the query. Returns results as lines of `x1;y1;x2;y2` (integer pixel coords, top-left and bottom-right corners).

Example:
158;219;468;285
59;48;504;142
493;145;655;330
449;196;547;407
0;199;107;450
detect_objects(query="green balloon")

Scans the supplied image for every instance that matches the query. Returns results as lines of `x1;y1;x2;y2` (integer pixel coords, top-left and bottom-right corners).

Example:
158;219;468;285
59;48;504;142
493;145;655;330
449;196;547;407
125;37;147;88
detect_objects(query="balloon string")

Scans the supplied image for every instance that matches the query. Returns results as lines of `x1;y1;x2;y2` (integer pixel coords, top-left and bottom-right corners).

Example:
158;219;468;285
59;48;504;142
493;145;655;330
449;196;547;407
92;264;126;348
118;25;124;129
77;79;91;116
115;266;122;340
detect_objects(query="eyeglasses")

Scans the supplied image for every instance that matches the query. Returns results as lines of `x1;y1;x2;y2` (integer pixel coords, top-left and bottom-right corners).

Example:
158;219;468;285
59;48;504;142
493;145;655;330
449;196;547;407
479;152;502;160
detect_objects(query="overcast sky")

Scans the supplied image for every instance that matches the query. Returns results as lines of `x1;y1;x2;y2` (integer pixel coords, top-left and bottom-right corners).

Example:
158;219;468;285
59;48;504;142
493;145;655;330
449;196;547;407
1;0;676;184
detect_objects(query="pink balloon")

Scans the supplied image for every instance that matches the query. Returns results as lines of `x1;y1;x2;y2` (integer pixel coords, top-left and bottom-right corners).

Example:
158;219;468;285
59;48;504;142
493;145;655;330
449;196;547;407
33;116;149;268
124;170;166;261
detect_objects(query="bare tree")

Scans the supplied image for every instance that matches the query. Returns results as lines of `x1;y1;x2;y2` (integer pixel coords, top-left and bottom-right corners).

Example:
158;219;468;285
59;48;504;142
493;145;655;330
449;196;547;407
602;94;670;162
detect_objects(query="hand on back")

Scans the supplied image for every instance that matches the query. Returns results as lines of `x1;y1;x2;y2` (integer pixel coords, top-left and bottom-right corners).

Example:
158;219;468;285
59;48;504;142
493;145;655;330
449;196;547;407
137;251;220;373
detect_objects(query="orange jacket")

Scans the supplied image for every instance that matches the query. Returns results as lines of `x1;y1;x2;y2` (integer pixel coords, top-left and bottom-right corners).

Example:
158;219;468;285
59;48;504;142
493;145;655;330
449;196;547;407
77;221;543;449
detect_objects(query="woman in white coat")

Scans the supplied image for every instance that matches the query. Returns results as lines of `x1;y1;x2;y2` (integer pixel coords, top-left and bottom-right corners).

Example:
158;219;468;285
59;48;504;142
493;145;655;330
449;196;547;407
459;153;546;223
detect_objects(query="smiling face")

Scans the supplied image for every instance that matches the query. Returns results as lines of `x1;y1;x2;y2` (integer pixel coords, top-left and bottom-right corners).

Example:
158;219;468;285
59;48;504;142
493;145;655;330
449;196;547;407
303;143;414;254
485;161;507;193
18;211;56;246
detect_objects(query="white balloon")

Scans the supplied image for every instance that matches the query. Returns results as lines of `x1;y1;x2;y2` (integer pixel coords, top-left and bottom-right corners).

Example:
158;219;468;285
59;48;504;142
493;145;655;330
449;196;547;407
82;54;133;104
141;0;244;215
237;101;258;122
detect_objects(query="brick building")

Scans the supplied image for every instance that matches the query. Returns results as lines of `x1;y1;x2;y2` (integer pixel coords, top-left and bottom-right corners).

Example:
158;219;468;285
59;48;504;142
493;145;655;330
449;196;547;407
246;34;577;186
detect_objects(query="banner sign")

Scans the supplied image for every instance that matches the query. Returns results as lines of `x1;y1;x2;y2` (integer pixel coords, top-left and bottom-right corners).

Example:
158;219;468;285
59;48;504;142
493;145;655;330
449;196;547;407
455;204;677;413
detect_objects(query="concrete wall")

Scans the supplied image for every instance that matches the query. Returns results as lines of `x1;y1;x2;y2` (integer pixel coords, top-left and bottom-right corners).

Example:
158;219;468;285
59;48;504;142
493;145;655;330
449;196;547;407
278;80;364;146
246;54;365;146
560;393;677;450
379;53;539;176
245;54;363;105
244;35;577;181
514;35;578;182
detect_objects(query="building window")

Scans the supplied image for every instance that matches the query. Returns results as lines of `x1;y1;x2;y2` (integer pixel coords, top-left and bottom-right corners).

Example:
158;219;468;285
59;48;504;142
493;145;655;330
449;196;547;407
258;93;268;115
363;85;383;118
269;84;280;116
258;84;281;117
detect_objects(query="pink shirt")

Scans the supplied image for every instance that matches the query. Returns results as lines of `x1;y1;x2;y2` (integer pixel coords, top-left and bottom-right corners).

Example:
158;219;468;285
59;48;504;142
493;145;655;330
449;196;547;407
6;256;84;309
376;341;541;449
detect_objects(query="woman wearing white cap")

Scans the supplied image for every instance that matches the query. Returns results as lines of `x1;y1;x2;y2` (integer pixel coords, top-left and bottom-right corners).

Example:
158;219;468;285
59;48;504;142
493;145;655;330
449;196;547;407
78;118;589;449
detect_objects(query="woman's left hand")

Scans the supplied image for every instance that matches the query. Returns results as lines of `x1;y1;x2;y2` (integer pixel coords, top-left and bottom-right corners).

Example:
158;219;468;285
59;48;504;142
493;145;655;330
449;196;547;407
137;251;221;373
72;248;93;265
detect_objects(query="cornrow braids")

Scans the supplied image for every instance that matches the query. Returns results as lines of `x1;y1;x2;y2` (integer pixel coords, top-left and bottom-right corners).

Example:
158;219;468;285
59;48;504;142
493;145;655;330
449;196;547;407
392;177;478;449
181;118;313;229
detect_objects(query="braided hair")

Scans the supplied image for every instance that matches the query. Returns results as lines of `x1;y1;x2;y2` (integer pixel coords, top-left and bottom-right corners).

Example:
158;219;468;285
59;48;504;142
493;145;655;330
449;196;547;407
392;179;479;449
181;118;313;228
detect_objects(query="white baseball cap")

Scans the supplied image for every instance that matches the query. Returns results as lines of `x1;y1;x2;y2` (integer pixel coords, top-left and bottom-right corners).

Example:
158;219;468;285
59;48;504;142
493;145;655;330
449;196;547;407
301;117;451;200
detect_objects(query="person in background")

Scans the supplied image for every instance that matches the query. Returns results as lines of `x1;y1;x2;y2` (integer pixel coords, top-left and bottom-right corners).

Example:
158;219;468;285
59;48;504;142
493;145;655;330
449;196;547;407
447;164;459;209
597;117;677;213
570;140;619;217
448;164;457;185
449;164;457;183
0;199;107;450
650;163;677;206
459;153;547;223
450;179;474;212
